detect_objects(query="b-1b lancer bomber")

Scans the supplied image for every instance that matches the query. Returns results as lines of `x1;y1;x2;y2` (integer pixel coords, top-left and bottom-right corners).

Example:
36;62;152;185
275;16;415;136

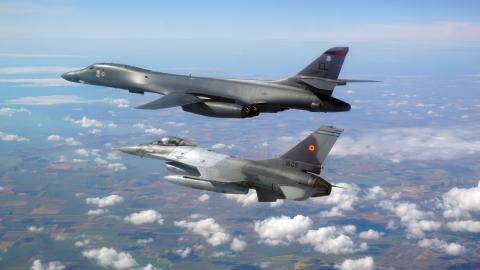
117;126;342;202
62;47;375;118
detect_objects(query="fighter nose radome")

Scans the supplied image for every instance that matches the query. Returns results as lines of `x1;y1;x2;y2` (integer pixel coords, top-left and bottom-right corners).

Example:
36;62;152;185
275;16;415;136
116;146;138;155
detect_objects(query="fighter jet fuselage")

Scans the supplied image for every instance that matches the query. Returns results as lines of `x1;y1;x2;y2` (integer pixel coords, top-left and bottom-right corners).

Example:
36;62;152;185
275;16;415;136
118;126;342;202
62;47;375;118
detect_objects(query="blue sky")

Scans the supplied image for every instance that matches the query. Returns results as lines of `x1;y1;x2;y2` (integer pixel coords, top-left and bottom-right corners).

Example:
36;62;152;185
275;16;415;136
1;0;480;77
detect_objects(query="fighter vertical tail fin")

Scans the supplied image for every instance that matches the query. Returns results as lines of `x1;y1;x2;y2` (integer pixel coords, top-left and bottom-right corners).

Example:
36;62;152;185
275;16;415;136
281;126;343;166
297;47;349;80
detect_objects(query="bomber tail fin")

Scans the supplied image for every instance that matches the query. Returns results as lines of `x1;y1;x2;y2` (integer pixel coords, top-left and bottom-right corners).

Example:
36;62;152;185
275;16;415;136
297;47;349;80
281;125;343;166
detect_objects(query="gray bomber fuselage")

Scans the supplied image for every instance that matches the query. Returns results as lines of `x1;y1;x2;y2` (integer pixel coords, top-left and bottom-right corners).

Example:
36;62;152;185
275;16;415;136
63;63;327;111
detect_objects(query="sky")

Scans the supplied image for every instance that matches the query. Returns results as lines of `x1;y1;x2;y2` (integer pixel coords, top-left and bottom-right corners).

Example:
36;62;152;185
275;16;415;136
1;1;480;270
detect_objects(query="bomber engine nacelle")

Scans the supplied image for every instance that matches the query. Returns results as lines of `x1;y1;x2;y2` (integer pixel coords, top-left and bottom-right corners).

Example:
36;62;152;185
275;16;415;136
182;101;259;118
164;175;249;194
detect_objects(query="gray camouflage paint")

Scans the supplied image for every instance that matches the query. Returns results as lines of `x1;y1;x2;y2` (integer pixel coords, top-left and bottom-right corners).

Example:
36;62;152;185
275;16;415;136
118;126;342;202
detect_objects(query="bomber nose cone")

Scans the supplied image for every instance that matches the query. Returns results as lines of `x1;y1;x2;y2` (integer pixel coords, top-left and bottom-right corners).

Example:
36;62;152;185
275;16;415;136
61;72;73;81
116;146;138;155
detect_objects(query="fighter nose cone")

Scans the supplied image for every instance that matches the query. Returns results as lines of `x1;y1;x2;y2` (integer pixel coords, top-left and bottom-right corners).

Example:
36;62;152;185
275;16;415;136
61;72;72;81
116;146;138;155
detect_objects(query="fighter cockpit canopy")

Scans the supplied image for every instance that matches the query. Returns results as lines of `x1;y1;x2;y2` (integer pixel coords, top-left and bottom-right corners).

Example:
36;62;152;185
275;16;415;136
145;136;196;147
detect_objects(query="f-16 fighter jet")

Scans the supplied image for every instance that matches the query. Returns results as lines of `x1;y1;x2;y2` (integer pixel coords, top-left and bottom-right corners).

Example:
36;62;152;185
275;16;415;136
62;47;375;118
117;126;342;202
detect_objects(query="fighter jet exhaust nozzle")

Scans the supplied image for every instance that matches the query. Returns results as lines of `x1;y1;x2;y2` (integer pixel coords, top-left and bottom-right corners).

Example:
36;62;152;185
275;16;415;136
182;102;259;118
164;175;249;194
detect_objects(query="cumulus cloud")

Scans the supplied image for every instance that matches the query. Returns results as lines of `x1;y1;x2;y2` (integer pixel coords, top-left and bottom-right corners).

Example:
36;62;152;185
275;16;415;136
174;247;192;258
124;210;164;225
379;201;441;238
174;217;231;246
331;127;480;162
197;194;210;202
105;98;129;108
441;181;480;219
335;256;374;270
85;195;124;208
254;215;312;246
0;107;29;116
446;220;480;233
299;225;367;255
47;134;62;141
82;247;137;269
66;116;103;128
105;163;127;172
30;259;65;270
224;190;258;207
64;137;81;146
74;239;91;247
87;209;109;216
230;237;247;252
418;238;466;256
358;229;382;240
28;226;45;233
364;186;387;201
47;134;81;146
75;148;100;157
166;121;184;127
311;183;358;217
0;131;28;142
137;238;154;245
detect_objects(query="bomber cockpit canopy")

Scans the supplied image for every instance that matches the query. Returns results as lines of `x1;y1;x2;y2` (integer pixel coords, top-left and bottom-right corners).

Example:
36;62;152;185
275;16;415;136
145;136;196;147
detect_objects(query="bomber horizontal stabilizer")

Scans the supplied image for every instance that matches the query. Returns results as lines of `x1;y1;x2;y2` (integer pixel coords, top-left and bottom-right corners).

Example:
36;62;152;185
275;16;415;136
135;93;201;110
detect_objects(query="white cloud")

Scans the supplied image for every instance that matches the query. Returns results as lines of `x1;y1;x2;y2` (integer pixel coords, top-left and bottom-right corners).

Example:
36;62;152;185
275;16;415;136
87;209;109;216
144;127;165;135
85;195;124;208
105;98;130;108
335;256;374;270
64;137;81;146
364;186;387;201
0;78;74;87
0;107;29;116
107;152;122;160
197;194;210;202
6;95;89;105
0;131;29;142
133;123;145;129
418;238;466;256
124;210;164;225
230;237;247;252
224;190;258;207
379;201;441;238
82;247;137;270
107;123;118;128
174;247;192;258
358;229;382;240
28;226;45;233
0;66;79;74
166;121;184;127
298;225;367;255
47;134;62;141
212;143;226;149
331;127;480;162
66;116;103;128
254;215;312;246
137;238;154;245
174;217;231;246
75;148;100;157
311;183;358;217
441;181;480;219
31;259;65;270
74;239;91;247
446;220;480;233
106;163;127;172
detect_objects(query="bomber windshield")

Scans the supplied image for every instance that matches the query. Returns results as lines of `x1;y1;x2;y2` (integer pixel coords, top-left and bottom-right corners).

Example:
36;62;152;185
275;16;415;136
146;136;196;147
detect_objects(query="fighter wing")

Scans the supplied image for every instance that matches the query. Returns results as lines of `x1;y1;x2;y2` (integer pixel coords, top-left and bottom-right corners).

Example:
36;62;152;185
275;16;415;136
135;92;201;110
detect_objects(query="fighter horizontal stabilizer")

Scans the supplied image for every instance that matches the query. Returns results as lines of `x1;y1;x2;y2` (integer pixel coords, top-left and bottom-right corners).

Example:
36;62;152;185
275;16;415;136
135;93;201;110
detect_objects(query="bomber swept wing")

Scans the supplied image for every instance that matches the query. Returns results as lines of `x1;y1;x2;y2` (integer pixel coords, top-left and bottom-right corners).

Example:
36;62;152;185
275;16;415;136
135;92;201;110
